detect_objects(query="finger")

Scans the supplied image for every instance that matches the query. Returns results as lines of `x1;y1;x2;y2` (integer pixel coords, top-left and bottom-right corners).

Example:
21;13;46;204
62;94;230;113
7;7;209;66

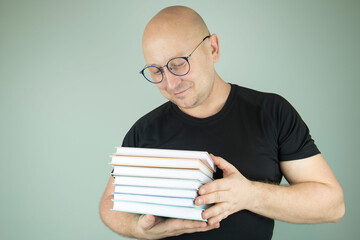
196;190;228;205
178;219;207;229
198;178;229;197
210;154;238;176
192;222;220;231
207;210;231;226
171;221;220;236
139;214;157;230
152;215;164;226
202;202;229;220
165;218;207;231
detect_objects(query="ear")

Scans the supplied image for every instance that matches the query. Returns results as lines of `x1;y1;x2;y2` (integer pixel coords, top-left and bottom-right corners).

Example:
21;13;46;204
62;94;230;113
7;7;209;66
209;34;220;63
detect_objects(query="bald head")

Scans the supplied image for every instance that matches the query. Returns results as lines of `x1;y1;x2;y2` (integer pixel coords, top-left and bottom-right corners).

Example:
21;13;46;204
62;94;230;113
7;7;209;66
140;6;224;114
142;6;210;59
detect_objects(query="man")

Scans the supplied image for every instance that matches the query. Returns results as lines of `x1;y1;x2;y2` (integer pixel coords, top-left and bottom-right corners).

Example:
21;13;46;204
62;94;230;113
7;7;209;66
100;6;345;240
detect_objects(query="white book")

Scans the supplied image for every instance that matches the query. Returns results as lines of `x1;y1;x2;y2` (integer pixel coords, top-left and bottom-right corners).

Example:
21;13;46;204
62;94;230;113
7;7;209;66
112;165;213;183
115;147;215;172
110;155;213;178
112;176;207;189
112;192;208;208
113;185;198;198
112;200;206;221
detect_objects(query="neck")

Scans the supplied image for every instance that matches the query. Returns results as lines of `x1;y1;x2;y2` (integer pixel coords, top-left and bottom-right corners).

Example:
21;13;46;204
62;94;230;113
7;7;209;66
178;74;231;118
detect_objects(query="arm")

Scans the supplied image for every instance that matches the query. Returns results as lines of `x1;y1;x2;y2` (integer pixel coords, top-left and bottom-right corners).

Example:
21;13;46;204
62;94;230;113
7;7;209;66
99;176;219;239
196;154;345;225
99;176;139;237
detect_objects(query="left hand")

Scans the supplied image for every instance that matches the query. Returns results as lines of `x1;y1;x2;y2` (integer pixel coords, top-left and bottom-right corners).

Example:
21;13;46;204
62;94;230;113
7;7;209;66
195;154;253;225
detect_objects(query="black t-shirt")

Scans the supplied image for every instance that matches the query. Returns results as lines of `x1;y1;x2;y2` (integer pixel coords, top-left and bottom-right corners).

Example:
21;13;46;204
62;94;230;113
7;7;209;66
121;83;320;240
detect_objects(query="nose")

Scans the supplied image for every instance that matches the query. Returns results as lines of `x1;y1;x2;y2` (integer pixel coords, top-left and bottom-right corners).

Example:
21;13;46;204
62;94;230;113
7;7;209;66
163;67;181;90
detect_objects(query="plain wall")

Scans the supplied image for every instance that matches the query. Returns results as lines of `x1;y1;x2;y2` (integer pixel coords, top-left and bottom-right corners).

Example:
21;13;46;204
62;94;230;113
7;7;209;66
0;0;359;239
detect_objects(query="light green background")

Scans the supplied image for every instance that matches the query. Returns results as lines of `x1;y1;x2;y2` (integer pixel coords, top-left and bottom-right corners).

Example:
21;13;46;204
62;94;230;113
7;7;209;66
0;0;359;239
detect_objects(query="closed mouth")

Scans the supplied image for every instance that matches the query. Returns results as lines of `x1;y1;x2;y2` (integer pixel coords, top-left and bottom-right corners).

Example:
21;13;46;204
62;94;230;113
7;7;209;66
174;87;190;96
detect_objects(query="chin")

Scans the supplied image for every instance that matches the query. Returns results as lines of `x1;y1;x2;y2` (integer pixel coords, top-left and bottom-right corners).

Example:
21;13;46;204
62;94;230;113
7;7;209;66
174;99;199;109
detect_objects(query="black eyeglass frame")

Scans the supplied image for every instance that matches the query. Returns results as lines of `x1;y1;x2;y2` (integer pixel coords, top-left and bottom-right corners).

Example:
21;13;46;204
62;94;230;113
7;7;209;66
140;35;211;84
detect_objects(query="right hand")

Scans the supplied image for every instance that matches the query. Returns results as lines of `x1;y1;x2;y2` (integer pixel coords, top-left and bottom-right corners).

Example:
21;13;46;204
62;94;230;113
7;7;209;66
136;214;219;239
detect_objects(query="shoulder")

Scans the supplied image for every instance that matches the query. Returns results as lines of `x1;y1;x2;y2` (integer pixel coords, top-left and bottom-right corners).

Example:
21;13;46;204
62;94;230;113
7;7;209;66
230;84;290;113
229;84;301;136
135;101;173;127
122;101;172;147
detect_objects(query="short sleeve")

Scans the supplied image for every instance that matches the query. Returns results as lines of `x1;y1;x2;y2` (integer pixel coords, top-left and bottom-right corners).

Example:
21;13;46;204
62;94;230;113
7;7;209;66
121;124;138;147
111;124;140;175
276;96;320;161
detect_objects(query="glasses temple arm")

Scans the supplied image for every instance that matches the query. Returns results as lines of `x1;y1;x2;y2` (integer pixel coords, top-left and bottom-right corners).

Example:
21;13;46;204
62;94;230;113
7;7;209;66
187;35;211;58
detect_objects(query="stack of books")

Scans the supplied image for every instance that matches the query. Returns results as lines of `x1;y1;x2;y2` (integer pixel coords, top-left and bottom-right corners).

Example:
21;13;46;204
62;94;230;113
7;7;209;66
110;147;215;221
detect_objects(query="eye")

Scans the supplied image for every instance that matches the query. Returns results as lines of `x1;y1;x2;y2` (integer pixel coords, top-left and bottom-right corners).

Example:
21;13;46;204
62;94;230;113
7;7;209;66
175;63;185;68
170;61;186;70
149;67;162;75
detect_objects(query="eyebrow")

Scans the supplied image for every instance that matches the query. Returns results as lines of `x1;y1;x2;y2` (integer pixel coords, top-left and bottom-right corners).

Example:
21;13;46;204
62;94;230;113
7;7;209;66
146;50;189;68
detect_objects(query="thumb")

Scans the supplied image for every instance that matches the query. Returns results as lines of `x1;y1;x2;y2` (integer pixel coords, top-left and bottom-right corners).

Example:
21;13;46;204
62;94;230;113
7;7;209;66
139;215;156;230
210;154;238;176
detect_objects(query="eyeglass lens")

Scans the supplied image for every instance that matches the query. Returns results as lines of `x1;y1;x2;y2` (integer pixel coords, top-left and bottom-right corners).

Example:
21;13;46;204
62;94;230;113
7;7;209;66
142;57;190;83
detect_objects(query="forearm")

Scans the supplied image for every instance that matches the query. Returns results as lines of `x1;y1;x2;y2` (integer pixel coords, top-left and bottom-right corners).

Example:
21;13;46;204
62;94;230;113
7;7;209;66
247;181;345;224
99;194;142;238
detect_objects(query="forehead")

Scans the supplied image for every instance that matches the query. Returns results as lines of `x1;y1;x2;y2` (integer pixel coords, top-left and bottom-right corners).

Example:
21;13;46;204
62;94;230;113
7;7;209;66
142;34;195;65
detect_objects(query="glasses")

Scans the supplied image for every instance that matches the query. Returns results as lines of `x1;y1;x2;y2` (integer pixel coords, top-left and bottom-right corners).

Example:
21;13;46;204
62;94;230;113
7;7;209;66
140;35;211;84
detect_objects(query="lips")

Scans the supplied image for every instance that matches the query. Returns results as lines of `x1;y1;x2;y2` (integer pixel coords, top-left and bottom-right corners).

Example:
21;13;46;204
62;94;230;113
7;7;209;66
174;87;190;97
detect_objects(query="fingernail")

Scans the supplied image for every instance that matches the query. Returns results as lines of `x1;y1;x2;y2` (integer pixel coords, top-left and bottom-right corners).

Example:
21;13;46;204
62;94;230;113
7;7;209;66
198;198;203;204
200;189;206;194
